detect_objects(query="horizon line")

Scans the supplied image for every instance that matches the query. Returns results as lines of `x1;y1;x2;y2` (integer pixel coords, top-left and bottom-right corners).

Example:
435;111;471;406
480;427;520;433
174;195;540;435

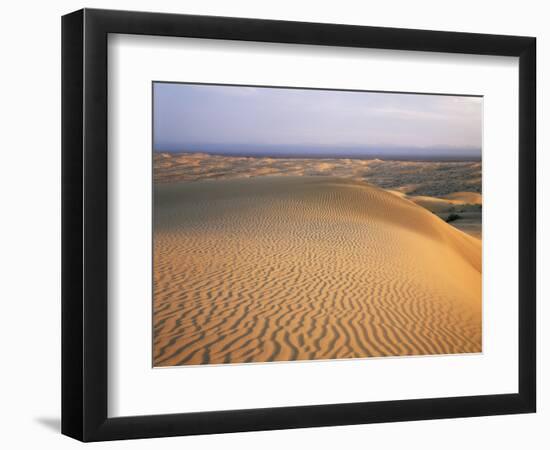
154;149;482;163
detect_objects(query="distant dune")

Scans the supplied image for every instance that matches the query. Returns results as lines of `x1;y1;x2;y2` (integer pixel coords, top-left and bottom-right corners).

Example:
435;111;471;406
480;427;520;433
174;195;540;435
153;152;482;196
154;152;482;239
444;191;482;204
387;190;482;239
153;176;481;366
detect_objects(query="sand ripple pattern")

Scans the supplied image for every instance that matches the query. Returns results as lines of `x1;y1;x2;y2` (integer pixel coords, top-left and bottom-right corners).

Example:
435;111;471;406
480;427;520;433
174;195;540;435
153;176;481;366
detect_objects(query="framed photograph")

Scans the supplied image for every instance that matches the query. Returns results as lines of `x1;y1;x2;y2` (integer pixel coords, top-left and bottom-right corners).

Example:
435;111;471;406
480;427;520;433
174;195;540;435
61;8;536;441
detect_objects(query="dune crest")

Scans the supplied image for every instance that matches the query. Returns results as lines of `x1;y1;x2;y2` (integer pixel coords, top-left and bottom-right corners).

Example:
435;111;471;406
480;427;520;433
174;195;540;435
153;176;481;366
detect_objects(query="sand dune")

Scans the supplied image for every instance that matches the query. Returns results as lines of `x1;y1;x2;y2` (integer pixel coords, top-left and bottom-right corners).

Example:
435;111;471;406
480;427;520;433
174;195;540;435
407;192;481;212
154;152;482;198
443;191;482;204
154;152;482;238
406;194;482;239
386;190;482;239
153;176;481;366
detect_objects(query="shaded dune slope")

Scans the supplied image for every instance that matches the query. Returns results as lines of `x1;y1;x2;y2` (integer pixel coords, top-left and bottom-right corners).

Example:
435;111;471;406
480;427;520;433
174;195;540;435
153;176;481;366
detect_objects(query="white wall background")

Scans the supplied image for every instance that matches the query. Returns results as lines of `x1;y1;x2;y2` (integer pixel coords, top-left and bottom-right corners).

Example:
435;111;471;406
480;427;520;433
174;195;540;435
0;0;546;448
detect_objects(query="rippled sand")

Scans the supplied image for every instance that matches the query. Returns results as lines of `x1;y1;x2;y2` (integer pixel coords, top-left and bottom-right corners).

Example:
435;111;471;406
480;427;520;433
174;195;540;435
153;176;481;366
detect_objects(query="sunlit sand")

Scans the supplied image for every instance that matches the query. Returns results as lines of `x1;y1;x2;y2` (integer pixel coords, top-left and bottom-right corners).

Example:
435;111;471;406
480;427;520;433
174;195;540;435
153;174;482;366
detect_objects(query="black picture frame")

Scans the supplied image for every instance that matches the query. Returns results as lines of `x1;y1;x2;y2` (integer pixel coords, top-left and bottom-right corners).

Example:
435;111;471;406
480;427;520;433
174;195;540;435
62;8;536;442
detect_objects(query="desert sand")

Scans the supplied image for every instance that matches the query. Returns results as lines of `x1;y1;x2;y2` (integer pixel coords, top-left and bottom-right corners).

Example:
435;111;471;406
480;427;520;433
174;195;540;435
387;190;482;239
153;176;482;366
154;152;482;239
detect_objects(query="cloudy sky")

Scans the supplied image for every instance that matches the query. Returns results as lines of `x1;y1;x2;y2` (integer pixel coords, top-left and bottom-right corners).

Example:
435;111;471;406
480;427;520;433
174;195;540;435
153;82;482;160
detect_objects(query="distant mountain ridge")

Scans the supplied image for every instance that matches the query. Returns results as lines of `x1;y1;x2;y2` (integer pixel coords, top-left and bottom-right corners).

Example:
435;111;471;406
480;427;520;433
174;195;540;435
154;146;481;162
